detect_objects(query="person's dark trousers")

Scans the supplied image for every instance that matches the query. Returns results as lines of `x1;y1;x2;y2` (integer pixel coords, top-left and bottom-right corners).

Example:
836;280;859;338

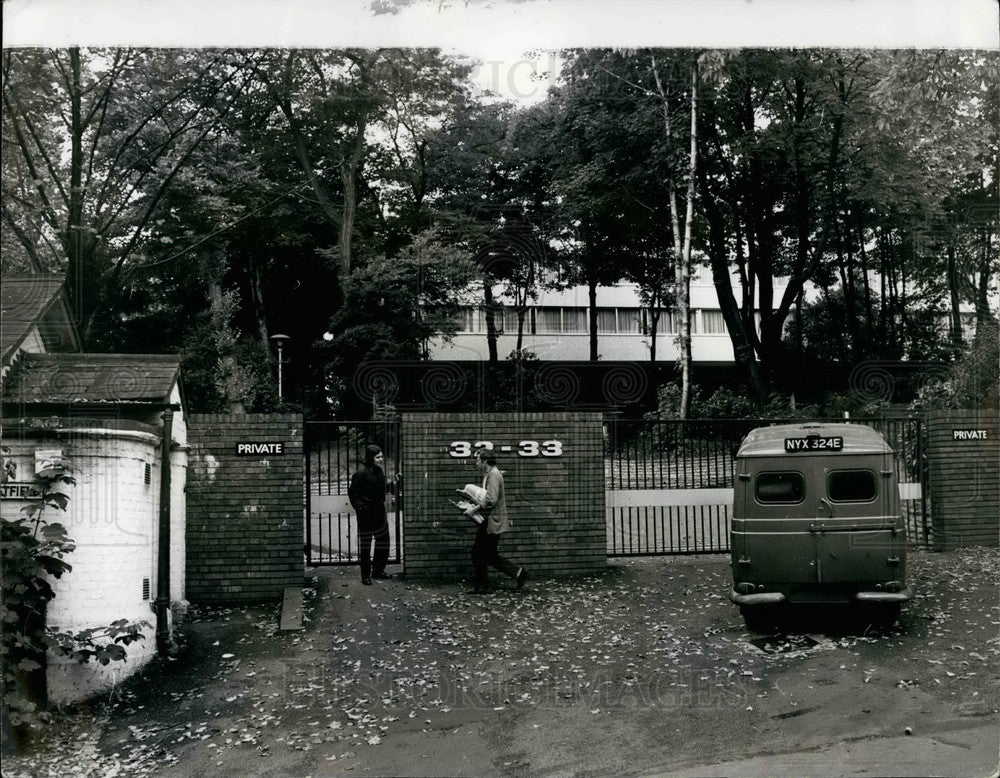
471;524;518;590
359;525;390;580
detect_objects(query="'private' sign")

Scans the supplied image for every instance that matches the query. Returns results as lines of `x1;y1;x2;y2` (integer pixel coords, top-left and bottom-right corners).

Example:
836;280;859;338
952;430;988;441
235;442;285;455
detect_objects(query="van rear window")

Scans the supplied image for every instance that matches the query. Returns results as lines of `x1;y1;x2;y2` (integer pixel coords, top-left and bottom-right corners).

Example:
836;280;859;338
828;470;877;502
755;472;804;503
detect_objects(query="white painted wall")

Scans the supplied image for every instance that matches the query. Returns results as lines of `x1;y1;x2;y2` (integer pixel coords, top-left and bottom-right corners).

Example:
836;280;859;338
0;423;187;704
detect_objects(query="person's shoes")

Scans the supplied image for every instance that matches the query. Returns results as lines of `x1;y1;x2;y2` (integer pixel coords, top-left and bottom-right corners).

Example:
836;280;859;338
372;571;392;580
362;577;373;585
515;567;527;591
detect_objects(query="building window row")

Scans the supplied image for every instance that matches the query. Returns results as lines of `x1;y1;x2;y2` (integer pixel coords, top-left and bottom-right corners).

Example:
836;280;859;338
455;307;735;336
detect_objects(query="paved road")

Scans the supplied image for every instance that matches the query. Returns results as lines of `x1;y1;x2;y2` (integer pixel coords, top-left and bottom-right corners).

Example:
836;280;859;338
657;721;999;778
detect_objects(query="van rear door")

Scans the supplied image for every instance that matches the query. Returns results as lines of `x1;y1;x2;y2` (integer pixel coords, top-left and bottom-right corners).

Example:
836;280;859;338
812;455;897;585
742;461;816;586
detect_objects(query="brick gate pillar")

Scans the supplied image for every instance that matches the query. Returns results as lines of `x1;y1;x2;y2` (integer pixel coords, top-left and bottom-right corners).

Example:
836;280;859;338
400;412;606;581
926;410;999;550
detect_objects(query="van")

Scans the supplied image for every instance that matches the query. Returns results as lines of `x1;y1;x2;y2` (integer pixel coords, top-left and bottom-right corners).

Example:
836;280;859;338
730;422;911;629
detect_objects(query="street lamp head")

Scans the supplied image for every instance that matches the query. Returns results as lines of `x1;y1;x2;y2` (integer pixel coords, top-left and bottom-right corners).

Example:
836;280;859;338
269;334;290;401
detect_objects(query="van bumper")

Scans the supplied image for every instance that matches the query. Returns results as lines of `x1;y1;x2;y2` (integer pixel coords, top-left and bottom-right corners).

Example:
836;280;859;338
855;588;912;603
729;589;786;606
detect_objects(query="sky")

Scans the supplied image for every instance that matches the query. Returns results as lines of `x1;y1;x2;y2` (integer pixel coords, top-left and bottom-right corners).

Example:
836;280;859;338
4;0;998;102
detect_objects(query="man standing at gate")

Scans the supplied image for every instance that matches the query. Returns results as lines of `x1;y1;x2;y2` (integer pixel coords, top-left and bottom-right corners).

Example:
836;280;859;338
349;445;391;585
464;448;527;594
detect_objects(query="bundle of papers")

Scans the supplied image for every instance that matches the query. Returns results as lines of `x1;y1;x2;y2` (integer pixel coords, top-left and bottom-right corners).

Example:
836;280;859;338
452;499;484;524
456;483;487;504
452;484;487;525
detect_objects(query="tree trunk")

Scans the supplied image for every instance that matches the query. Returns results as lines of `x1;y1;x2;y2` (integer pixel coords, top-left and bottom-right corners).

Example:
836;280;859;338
947;239;963;348
649;305;660;362
856;213;876;346
338;116;367;277
65;48;88;339
976;224;994;324
588;274;599;361
842;218;862;359
878;229;888;353
677;64;698;419
483;281;499;363
654;56;697;418
248;253;271;354
699;165;767;405
899;236;909;352
793;287;804;356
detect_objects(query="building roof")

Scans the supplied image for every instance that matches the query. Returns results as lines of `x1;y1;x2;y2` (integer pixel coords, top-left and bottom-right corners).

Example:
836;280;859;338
2;353;182;405
1;274;80;364
736;422;892;458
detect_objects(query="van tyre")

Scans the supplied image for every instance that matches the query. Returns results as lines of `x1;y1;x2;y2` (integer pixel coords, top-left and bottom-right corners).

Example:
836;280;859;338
864;603;901;630
741;605;778;632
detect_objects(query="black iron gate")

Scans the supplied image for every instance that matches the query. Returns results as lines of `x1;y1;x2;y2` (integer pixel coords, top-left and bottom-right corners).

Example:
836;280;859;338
604;416;931;556
305;420;402;566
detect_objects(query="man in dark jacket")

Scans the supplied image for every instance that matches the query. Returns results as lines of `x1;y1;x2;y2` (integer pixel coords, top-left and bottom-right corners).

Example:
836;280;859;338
348;445;391;585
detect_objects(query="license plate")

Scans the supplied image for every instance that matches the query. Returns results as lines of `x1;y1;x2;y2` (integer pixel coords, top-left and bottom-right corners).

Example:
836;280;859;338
784;436;844;452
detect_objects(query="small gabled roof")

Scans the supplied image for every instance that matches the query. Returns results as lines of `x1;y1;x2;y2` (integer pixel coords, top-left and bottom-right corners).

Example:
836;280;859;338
1;274;80;364
2;353;182;406
737;422;892;458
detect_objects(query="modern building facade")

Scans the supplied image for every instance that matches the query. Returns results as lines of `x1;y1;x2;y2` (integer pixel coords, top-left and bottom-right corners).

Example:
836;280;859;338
429;269;768;363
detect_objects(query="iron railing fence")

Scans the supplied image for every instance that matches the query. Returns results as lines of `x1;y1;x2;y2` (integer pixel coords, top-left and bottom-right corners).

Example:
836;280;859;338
603;417;930;556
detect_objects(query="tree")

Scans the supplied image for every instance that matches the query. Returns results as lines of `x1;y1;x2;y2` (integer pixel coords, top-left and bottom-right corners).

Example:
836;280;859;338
244;49;473;279
1;48;253;344
426;97;560;363
651;51;704;418
825;50;998;363
548;50;667;362
323;231;476;415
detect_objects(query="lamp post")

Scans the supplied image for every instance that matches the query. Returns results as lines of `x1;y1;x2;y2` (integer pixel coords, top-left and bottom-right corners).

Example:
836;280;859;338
270;333;290;401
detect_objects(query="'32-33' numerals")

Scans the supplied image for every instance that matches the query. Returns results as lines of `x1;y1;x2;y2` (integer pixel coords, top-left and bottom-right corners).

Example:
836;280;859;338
448;440;563;458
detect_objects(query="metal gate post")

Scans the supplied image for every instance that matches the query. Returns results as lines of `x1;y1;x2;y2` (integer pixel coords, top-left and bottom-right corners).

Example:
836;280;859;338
305;422;313;566
916;416;930;545
394;420;402;564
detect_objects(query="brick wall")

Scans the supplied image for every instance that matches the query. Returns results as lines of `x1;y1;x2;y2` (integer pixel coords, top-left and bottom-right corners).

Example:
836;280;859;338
186;414;304;602
927;410;999;550
400;412;606;582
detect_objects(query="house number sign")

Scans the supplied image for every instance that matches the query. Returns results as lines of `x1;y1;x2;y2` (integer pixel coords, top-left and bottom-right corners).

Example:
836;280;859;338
448;440;564;458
